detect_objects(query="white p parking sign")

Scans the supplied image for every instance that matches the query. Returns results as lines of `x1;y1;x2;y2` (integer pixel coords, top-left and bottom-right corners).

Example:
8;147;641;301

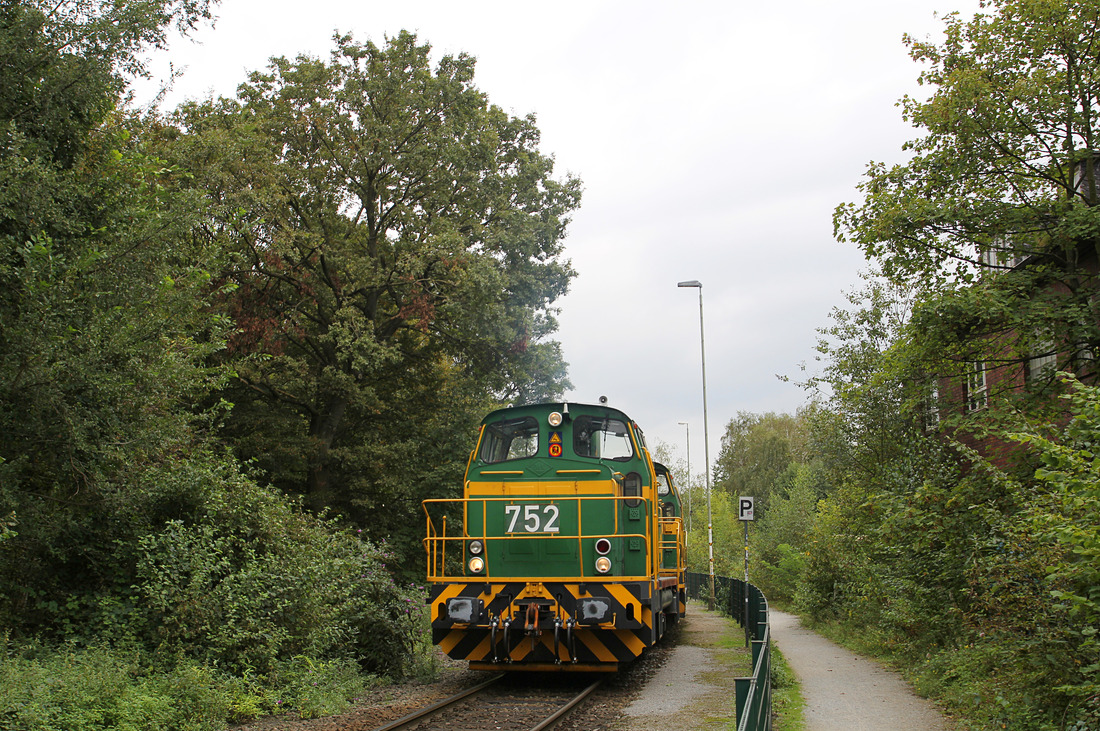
738;496;755;521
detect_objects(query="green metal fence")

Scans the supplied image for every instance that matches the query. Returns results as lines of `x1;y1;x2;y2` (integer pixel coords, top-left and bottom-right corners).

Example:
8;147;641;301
686;571;771;731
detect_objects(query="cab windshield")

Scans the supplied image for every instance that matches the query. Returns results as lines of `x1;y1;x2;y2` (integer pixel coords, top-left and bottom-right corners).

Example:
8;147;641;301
479;417;539;463
655;472;671;496
573;416;634;461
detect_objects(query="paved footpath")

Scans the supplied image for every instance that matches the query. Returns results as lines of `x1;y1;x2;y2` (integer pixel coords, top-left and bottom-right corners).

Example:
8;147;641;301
770;610;952;731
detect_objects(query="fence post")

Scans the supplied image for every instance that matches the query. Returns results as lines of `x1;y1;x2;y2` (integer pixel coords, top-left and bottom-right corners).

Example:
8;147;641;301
735;676;750;720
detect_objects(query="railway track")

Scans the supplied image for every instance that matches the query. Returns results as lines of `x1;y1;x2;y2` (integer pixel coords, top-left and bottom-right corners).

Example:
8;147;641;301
370;674;603;731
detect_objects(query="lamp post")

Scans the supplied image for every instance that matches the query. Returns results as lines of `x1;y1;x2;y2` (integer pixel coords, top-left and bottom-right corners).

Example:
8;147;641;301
677;279;715;611
677;421;691;533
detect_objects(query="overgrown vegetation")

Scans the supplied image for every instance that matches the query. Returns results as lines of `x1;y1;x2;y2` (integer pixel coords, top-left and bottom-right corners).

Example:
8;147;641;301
695;3;1100;727
769;645;806;731
0;1;576;727
11;0;1100;728
696;379;1100;729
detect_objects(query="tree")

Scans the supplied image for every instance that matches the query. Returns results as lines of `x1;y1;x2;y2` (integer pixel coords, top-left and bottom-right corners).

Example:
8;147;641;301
713;411;801;514
0;5;431;689
161;32;581;526
834;0;1100;403
0;0;221;633
747;463;820;605
800;273;926;483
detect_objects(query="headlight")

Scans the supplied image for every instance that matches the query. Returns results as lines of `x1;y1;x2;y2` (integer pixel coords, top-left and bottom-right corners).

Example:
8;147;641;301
469;556;485;573
594;538;611;555
468;540;483;555
548;411;563;427
595;556;612;574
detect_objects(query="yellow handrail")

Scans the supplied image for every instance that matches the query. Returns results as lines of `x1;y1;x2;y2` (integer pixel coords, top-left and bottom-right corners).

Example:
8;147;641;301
423;495;659;582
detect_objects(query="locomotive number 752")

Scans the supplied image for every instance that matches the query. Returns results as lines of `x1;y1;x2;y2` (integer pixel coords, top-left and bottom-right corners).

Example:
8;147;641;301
504;503;560;533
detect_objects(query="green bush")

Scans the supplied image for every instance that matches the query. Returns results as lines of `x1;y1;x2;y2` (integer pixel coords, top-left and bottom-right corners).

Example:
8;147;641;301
0;643;230;731
0;639;393;730
3;448;434;681
748;466;818;605
131;459;418;677
790;394;1100;729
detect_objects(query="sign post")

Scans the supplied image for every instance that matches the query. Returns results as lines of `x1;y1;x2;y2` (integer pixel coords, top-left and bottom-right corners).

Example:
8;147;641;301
738;496;754;647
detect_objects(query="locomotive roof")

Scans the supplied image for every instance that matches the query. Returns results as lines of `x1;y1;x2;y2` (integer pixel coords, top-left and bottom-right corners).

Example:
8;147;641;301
481;401;636;423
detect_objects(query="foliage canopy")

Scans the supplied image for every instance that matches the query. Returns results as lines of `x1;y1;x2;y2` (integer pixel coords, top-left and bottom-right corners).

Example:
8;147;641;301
0;3;467;719
161;32;580;535
815;2;1100;726
835;0;1100;404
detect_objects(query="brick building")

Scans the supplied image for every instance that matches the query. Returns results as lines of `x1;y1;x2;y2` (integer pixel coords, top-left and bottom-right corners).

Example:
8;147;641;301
924;158;1100;467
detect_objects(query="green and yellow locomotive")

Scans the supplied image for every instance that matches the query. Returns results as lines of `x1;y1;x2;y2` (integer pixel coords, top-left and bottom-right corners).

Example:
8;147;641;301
423;402;686;671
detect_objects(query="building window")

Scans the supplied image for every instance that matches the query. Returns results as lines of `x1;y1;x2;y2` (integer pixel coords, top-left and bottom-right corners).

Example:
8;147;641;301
924;381;940;431
1027;347;1057;382
980;238;1031;271
1025;327;1058;382
967;362;988;412
1073;318;1096;366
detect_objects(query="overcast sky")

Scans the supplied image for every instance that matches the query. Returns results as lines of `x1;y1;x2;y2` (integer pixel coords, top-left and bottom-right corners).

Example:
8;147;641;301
135;0;981;480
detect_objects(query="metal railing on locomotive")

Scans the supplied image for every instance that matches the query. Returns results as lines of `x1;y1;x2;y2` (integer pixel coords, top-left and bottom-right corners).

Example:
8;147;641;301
686;572;772;731
423;494;685;582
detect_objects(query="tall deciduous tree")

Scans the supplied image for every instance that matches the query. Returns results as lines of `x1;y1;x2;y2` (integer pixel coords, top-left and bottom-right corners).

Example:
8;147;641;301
0;0;220;632
713;411;800;513
802;273;923;480
163;32;580;523
834;0;1100;402
0;5;426;683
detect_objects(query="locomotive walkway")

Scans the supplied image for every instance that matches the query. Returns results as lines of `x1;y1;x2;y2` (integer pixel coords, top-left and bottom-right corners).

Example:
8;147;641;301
620;606;953;730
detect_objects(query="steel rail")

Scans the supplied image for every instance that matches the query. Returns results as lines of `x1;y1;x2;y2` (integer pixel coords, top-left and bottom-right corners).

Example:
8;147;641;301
369;674;503;731
529;677;603;731
369;674;602;731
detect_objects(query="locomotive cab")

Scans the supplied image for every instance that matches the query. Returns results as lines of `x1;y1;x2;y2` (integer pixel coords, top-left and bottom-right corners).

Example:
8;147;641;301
653;461;688;617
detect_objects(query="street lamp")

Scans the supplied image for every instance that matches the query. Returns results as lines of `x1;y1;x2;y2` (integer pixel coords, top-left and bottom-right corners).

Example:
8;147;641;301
677;279;715;611
677;421;691;533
